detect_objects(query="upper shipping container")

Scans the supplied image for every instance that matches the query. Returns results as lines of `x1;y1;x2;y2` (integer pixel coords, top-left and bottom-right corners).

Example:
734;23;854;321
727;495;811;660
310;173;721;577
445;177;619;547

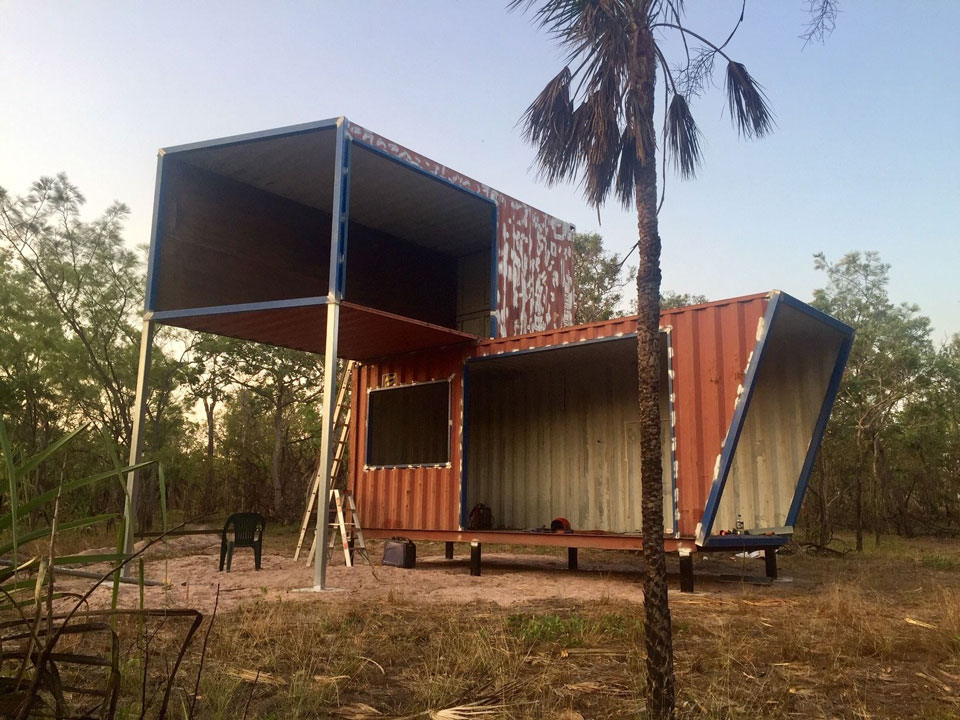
143;117;576;361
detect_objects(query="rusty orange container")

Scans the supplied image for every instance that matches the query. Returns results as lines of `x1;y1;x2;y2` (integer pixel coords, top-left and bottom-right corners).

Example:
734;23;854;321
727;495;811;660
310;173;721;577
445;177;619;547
351;290;852;552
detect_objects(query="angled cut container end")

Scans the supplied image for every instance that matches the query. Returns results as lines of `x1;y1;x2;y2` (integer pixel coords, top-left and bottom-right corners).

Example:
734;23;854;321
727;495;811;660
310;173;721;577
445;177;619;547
696;291;854;547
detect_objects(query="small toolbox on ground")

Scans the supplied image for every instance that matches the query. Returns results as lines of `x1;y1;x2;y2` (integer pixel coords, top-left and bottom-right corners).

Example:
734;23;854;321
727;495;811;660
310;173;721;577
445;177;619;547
382;538;416;568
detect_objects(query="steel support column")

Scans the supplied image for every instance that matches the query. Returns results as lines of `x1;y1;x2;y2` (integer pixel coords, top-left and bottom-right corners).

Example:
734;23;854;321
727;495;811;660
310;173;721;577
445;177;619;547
312;117;350;590
470;541;481;576
678;550;694;593
122;319;154;576
764;547;778;580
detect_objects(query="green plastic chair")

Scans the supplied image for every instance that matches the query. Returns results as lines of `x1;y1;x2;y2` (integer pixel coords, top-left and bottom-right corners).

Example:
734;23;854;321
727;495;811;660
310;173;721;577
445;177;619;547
219;513;266;572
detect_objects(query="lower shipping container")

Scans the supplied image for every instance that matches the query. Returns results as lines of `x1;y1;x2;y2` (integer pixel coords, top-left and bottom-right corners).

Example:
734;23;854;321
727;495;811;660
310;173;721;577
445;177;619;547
349;290;854;555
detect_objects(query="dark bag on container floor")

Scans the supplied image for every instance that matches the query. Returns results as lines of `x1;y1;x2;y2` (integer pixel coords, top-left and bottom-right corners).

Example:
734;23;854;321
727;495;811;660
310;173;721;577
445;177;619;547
382;538;416;568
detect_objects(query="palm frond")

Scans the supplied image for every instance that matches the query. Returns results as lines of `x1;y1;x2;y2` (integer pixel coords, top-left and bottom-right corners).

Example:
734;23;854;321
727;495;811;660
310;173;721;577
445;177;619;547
521;66;579;185
802;0;839;46
614;128;641;208
508;0;593;44
665;93;702;178
725;61;774;138
613;85;656;207
429;705;507;719
572;79;622;207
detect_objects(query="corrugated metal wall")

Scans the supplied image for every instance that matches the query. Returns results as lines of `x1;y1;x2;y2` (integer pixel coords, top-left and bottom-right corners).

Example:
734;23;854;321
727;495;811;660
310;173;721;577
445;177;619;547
714;303;844;533
666;295;769;536
464;337;673;533
350;347;469;531
474;316;638;356
346;122;575;336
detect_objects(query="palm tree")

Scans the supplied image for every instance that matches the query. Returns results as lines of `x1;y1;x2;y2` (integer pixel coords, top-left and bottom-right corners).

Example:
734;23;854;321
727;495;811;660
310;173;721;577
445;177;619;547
512;1;837;716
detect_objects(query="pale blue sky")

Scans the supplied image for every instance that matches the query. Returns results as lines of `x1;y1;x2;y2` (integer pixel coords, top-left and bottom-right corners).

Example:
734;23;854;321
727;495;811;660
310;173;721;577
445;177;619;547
2;1;958;337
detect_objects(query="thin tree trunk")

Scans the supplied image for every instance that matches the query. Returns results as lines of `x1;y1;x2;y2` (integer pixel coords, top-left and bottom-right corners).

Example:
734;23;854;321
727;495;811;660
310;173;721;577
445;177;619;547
635;24;675;720
270;384;286;518
855;429;865;552
872;432;881;547
812;452;831;548
203;397;216;487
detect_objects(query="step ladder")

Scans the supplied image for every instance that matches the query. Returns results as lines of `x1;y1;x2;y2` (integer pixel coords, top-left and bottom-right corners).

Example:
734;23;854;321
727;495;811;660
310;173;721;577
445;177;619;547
325;488;367;567
293;360;355;563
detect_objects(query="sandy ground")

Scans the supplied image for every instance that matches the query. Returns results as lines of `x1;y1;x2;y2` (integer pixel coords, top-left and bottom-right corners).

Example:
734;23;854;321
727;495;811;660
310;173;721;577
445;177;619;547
62;534;784;613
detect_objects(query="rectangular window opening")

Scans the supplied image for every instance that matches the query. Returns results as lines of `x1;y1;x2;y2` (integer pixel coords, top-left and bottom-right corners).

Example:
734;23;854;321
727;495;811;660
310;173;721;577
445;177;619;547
366;380;450;468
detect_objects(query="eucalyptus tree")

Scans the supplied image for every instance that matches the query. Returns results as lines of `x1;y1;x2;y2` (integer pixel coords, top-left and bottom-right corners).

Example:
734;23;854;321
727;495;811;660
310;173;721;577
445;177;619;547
512;1;837;715
573;232;632;323
812;251;935;550
0;176;191;527
228;343;324;519
0;176;141;448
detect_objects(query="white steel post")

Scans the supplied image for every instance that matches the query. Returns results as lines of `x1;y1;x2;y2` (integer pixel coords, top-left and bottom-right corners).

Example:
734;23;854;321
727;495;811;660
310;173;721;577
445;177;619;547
313;117;348;589
122;318;154;576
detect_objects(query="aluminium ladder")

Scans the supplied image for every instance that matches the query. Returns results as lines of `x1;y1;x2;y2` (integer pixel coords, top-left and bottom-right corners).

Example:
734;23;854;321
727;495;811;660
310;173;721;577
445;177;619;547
293;360;356;562
325;488;367;567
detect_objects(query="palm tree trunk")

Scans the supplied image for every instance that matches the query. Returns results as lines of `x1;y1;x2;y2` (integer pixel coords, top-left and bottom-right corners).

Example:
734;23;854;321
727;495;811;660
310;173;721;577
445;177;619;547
635;25;676;720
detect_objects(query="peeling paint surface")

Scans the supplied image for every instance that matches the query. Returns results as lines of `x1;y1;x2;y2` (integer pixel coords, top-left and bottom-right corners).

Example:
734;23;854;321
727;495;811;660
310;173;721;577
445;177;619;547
347;122;574;336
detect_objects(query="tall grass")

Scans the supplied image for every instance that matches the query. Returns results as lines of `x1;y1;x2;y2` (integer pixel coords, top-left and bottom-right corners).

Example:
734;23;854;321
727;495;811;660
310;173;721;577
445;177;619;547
0;416;200;719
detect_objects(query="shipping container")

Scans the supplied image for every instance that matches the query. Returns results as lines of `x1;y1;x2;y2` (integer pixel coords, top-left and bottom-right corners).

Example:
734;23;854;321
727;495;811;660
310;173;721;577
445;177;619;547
351;291;854;563
131;118;853;591
142;117;575;357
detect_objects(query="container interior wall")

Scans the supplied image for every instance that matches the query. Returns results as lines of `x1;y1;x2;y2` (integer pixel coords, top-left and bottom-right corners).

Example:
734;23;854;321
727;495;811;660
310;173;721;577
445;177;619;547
153;158;331;311
344;142;494;335
457;250;493;336
714;304;844;533
465;336;673;534
344;227;459;328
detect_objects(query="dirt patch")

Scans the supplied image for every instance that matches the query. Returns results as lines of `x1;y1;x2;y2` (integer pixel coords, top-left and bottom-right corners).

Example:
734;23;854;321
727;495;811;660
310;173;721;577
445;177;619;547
69;535;667;612
63;533;817;614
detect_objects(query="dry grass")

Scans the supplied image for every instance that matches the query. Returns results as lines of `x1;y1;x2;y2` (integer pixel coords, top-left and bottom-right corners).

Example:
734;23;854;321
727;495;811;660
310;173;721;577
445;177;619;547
84;533;960;718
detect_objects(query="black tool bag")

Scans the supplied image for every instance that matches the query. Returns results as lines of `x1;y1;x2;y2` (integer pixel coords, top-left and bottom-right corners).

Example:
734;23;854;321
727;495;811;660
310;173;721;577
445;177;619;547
382;538;416;568
469;503;493;530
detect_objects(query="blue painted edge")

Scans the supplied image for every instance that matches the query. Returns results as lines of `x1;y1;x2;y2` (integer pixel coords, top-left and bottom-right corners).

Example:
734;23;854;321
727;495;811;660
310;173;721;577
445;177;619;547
489;203;499;339
327;119;348;303
161;117;339;156
337;135;352;298
350;138;497;207
702;534;789;549
785;329;855;526
144;154;166;313
147;296;328;322
459;363;471;531
698;292;784;544
778;291;854;335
